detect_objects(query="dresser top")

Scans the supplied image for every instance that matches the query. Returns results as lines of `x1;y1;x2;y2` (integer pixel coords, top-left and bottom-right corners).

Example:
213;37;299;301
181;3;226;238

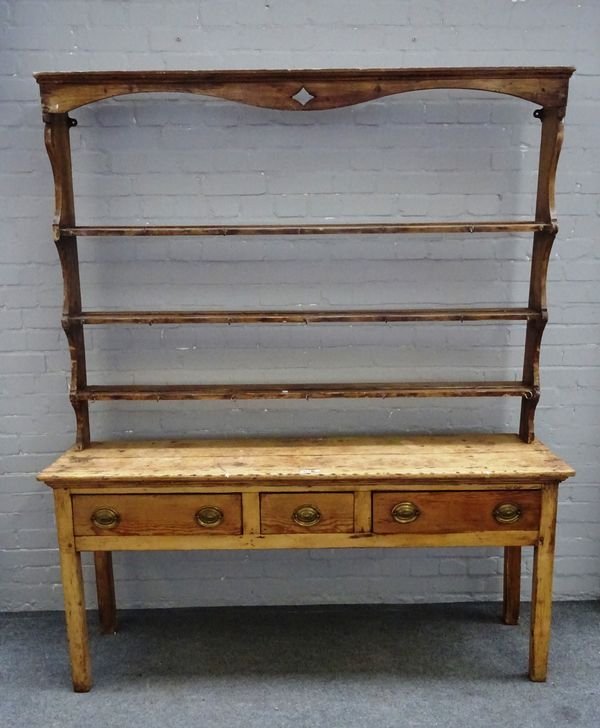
38;434;574;486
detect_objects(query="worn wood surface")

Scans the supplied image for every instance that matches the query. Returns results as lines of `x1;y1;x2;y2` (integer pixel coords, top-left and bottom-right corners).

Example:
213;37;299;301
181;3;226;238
34;67;574;113
43;113;89;448
53;489;92;691
75;381;536;402
372;490;541;534
93;552;117;634
503;546;522;625
73;494;242;536
260;492;354;534
61;221;553;237
519;105;565;443
37;434;575;486
72;307;541;325
35;67;573;445
529;483;559;681
74;530;540;552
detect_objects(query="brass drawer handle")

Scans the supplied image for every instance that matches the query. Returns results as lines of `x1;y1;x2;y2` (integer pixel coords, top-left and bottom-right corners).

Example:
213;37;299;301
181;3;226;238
195;505;224;528
91;507;120;530
292;504;321;527
493;503;522;525
391;501;420;524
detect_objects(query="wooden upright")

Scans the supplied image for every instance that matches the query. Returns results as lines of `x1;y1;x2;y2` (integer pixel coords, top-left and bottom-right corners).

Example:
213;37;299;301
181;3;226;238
35;67;575;690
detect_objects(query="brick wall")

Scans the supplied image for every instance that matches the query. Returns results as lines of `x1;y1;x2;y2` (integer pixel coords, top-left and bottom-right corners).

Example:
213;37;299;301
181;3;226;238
1;0;599;610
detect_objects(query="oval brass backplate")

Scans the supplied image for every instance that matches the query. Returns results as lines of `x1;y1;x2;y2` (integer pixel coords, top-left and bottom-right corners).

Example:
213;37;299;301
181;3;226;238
493;503;522;524
292;504;321;527
391;501;420;524
91;507;120;529
195;505;224;528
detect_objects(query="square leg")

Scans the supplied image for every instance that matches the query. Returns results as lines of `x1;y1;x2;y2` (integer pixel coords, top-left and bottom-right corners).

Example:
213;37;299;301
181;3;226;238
529;483;559;682
54;489;92;692
94;551;117;634
502;546;521;625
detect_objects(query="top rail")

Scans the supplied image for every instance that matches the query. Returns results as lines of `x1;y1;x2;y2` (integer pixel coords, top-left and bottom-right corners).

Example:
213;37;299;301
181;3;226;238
34;66;575;113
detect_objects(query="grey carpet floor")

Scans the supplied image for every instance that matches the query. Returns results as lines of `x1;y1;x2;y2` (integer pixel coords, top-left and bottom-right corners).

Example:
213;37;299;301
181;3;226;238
1;601;599;728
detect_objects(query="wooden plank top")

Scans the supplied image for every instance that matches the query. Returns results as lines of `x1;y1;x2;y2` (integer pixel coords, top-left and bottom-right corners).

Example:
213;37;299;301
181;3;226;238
34;66;575;113
37;434;575;486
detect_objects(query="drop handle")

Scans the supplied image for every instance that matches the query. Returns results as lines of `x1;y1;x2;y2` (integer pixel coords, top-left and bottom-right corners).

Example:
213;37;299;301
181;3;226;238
91;507;120;529
195;506;224;528
292;504;321;527
391;502;420;524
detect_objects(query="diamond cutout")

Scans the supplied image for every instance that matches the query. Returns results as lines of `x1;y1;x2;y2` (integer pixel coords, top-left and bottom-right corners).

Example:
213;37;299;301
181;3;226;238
292;86;315;107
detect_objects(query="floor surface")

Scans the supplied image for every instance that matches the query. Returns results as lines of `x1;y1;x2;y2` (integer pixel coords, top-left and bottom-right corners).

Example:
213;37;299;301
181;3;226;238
1;601;599;728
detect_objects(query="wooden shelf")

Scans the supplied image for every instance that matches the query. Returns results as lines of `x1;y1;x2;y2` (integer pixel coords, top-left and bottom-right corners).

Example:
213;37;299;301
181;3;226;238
77;381;535;401
60;221;554;237
72;308;541;325
37;66;573;447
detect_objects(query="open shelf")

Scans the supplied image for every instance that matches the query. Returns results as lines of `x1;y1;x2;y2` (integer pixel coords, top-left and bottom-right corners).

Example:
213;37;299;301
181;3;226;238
77;381;535;401
60;221;554;237
72;308;541;325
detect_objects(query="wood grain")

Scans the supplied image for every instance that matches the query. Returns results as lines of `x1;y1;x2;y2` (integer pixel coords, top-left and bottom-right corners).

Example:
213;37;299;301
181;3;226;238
61;221;553;236
93;551;117;634
54;489;92;692
75;381;535;402
72;307;541;326
260;492;354;534
72;494;242;536
503;546;521;625
74;530;540;551
37;434;575;487
372;490;541;534
34;67;574;113
529;482;559;681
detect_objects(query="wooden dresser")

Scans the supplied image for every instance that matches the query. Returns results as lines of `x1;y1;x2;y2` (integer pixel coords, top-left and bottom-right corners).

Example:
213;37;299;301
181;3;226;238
34;67;575;691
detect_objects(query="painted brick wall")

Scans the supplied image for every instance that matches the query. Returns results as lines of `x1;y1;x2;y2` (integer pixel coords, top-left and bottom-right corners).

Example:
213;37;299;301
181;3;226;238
1;0;599;610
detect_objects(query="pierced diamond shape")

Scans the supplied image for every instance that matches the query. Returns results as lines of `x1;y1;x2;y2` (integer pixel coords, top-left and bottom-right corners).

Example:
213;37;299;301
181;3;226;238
292;86;315;107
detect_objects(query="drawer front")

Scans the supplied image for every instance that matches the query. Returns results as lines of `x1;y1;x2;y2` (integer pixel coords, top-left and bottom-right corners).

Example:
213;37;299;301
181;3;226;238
261;493;354;534
372;490;541;534
72;494;242;536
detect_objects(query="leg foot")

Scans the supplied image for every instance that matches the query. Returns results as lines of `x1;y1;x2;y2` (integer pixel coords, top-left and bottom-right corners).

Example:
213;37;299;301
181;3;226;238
502;546;521;625
94;551;117;634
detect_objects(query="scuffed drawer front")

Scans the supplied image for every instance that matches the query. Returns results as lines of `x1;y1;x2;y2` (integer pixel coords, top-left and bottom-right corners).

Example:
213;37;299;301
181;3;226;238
261;492;354;534
372;490;541;534
72;494;242;536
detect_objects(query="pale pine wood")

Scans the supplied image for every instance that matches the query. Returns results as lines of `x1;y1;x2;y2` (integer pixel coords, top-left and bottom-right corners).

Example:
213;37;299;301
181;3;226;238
242;492;260;534
74;529;540;552
54;489;92;692
260;493;354;534
93;552;117;634
529;483;559;681
73;494;242;536
372;491;541;534
67;482;546;495
354;491;372;533
503;546;521;625
37;434;574;487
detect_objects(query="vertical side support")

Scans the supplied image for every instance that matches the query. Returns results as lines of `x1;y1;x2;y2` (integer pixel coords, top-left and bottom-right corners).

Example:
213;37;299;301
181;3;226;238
519;106;565;443
54;488;92;692
502;546;521;625
43;112;90;449
529;482;559;681
94;552;118;634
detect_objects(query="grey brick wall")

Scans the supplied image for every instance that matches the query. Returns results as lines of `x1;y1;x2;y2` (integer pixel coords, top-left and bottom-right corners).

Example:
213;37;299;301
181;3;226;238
1;0;599;610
